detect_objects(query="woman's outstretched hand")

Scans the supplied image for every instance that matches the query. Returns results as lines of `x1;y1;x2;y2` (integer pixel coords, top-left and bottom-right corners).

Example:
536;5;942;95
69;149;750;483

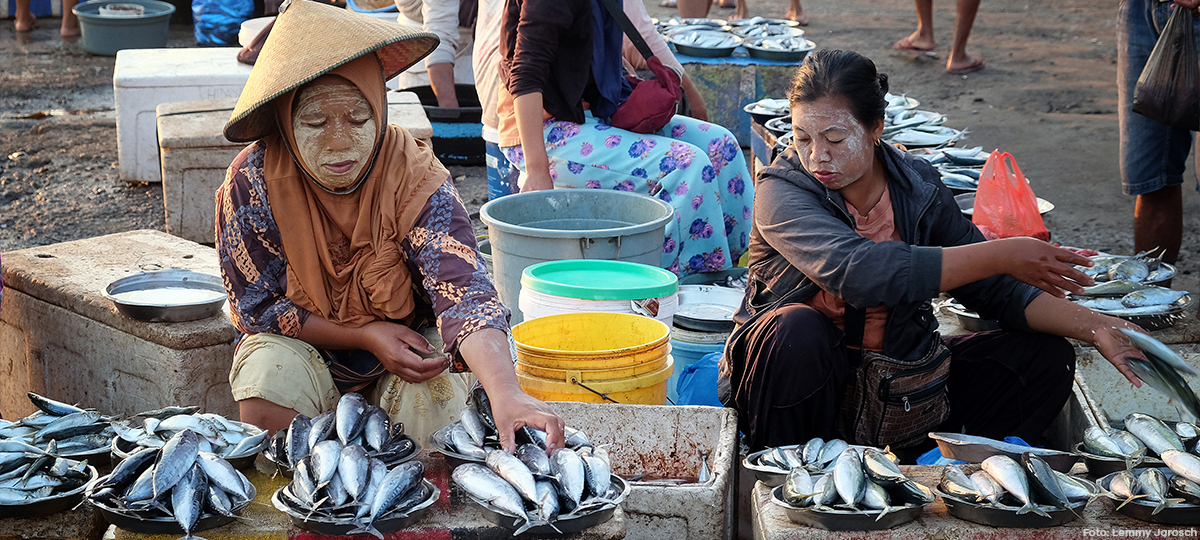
996;237;1095;298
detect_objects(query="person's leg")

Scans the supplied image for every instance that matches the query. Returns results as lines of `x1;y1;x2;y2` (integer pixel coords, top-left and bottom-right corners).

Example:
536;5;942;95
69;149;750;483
1135;186;1182;264
894;0;935;52
60;0;79;36
945;0;983;73
677;0;711;18
940;331;1075;444
727;304;849;451
229;333;342;433
786;0;806;26
15;0;35;32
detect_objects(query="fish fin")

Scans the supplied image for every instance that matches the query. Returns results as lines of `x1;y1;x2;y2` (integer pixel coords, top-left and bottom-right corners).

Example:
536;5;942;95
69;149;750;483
1154;497;1187;516
874;506;891;522
1116;495;1148;511
1033;505;1052;519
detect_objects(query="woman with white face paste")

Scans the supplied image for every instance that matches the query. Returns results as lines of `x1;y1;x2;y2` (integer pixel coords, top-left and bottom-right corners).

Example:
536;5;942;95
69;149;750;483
719;49;1151;455
215;0;565;453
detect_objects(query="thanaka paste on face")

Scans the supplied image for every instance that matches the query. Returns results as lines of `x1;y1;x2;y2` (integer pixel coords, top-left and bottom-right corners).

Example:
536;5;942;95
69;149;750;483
291;80;377;191
790;96;876;192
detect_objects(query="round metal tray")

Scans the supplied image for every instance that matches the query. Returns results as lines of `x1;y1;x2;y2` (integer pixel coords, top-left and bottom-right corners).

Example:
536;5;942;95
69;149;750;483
668;33;742;58
742;38;815;62
741;445;796;487
272;479;438;534
928;432;1079;473
1073;442;1161;478
469;475;629;534
934;487;1087;528
111;429;267;470
769;485;926;531
103;269;226;322
1097;468;1200;525
764;116;791;137
674;285;743;333
263;434;419;478
0;465;97;518
86;476;255;533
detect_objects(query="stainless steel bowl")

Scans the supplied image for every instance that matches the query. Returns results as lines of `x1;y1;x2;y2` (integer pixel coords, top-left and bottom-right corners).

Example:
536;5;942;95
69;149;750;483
104;269;226;322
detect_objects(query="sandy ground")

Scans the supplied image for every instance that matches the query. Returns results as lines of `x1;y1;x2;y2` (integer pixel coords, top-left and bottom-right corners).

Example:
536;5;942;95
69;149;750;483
3;0;1200;293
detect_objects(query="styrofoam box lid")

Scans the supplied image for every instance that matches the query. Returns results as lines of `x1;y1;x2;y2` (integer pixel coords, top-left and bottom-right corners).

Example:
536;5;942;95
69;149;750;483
521;260;678;300
115;48;253;88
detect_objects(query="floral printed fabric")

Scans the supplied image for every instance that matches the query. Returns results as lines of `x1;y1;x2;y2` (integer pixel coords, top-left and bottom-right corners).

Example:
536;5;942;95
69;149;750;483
502;114;754;276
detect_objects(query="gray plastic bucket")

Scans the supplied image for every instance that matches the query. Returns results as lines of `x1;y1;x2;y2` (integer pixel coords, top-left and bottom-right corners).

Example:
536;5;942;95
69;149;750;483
74;0;175;56
480;190;674;324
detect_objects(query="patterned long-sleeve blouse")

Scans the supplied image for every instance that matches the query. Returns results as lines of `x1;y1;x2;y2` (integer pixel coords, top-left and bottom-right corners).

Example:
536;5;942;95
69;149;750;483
216;141;510;371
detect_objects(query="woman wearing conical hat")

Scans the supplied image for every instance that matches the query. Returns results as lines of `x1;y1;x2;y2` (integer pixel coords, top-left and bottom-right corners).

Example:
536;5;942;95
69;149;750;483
217;0;564;450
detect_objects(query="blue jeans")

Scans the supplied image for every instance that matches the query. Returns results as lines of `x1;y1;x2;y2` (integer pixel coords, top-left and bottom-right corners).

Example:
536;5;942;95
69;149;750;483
1118;0;1200;195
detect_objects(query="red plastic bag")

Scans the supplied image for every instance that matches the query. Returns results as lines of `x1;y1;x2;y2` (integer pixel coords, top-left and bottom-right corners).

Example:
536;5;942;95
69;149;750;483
971;150;1050;242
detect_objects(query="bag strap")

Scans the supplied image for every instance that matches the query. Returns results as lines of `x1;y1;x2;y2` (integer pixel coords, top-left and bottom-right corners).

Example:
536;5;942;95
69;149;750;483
595;0;656;61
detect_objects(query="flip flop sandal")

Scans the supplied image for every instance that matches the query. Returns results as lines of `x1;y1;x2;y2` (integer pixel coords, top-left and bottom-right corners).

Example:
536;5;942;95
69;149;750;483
892;37;937;58
946;58;985;75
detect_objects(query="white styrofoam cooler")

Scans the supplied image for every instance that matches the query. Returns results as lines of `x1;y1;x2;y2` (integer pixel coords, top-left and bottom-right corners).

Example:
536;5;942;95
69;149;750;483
114;48;253;183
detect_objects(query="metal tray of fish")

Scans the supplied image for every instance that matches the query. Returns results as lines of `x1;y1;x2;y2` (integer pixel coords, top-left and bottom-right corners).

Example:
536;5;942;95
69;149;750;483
933;487;1087;528
929;433;1079;473
744;98;790;119
0;465;97;519
769;485;926;531
1097;468;1200;525
272;479;439;535
111;432;266;471
264;434;420;478
1089;294;1191;332
742;445;800;487
764;116;791;137
103;269;227;322
85;478;255;533
656;17;729;30
471;474;630;534
742;37;815;62
1073;442;1162;478
668;30;742;58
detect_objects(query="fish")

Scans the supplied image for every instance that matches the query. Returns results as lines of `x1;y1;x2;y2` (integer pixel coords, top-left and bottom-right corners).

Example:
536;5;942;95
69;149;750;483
862;447;906;486
1176;422;1199;449
780;447;804;470
452;463;534;534
1125;358;1200;421
550;448;586;507
136;406;201;421
579;448;612;499
1138;468;1183;515
34;411;106;442
286;414;312;468
1109;470;1147;511
26;392;86;416
942;147;988;166
801;438;824;467
782;468;814;506
362;408;390;454
337;444;370;503
1126;413;1185;456
1078;280;1152;297
307;411;336;452
832;448;865;507
1022;453;1073;513
1168;475;1200;504
1075;298;1128;312
97;447;158;491
817;439;848;468
1053;470;1101;504
309;440;342;489
861;479;893;521
892;480;936;505
335;393;367;446
195;451;249;501
1122;287;1189;308
515;444;552;476
487;449;538;503
170;463;208;540
981;455;1050;518
448;422;488;460
564;427;591;448
940;465;985;503
471;388;496;432
809;472;838;509
970;471;1004;506
1109;259;1150;282
361;461;425;538
1119;329;1199;376
1162;449;1200;484
153;429;200;499
460;408;489;448
534;480;561;523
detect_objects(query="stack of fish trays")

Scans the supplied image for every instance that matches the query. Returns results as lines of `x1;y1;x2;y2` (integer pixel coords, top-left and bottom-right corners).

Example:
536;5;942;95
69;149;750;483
547;402;737;540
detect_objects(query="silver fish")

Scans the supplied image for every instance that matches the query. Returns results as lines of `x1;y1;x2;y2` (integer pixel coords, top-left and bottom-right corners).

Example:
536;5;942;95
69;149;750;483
940;465;985;503
1023;453;1073;512
226;430;267;457
550;447;586;507
982;455;1049;518
158;415;219;439
1176;422;1200;448
362;408;390;453
1110;470;1147;510
153;429;200;499
286;414;312;468
310;439;343;488
34;410;105;442
810;472;838;508
452;463;532;532
170;463;207;540
307;411;335;451
1110;258;1150;282
206;484;235;518
534;480;560;523
364;461;424;534
580;448;612;499
1122;287;1189;308
801;437;824;466
1162;449;1200;484
26;392;86;416
325;471;349;507
893;479;936;505
1169;474;1200;504
0;486;53;504
861;479;893;521
782;468;814;506
1053;470;1099;504
1126;358;1200;421
817;439;848;468
1120;328;1199;376
832;449;865;507
1079;280;1151;297
515;443;552;476
564;426;591;448
461;408;489;448
1126;413;1185;456
970;470;1004;506
487;449;538;503
1138;468;1183;515
195;452;248;501
448;422;488;460
780;447;804;470
862;447;906;486
338;444;370;503
355;458;389;519
336;393;367;446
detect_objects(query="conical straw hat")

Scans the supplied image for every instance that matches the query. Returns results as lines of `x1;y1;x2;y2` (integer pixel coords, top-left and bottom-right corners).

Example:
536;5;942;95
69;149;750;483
224;0;438;142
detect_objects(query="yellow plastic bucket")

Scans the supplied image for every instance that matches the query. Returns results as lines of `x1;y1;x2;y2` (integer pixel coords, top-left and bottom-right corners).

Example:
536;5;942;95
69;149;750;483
517;356;674;405
511;312;671;370
515;353;666;381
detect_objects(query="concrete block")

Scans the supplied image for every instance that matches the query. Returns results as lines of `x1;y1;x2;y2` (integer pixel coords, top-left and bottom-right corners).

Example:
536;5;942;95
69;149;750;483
549;402;737;540
1075;342;1200;427
683;62;796;146
157;92;434;244
0;230;238;420
0;502;107;540
752;465;1187;539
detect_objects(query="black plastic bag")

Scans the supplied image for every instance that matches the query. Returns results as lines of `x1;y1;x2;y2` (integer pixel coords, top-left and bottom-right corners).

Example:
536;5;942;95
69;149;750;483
1133;6;1200;130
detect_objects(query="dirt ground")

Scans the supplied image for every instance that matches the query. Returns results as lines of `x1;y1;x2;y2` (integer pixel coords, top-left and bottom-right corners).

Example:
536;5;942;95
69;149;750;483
3;0;1200;292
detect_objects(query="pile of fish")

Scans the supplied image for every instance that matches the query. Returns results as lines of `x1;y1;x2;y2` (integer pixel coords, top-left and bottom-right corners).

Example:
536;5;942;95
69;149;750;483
435;388;592;460
882;93;967;150
777;447;935;521
1071;252;1189;321
0;392;115;457
273;449;433;538
667;30;742;51
264;392;416;471
1107;466;1197;515
1084;413;1200;468
733;21;803;38
938;455;1093;517
744;36;814;52
0;441;93;505
111;406;267;460
452;444;624;535
87;429;254;538
753;437;872;474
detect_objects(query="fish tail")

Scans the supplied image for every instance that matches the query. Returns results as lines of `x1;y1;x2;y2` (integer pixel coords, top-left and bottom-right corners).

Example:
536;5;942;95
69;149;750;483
874;506;891;522
1154;497;1187;516
1116;495;1148;511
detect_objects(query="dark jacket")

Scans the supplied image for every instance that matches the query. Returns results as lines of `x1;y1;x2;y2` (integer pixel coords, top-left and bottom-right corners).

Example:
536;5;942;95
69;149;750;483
730;143;1041;364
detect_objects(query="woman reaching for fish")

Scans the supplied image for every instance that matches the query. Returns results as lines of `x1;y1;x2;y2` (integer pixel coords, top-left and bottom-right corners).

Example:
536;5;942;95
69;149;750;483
719;49;1152;454
215;1;564;452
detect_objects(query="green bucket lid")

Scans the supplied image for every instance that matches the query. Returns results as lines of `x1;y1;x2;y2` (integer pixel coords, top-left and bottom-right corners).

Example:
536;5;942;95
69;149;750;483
521;260;678;301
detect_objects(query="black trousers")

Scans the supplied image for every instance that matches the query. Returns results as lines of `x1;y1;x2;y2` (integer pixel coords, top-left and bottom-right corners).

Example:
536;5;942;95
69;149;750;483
725;303;1076;455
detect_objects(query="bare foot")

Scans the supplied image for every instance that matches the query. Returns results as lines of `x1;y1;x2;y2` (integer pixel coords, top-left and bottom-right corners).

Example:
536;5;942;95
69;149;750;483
946;55;985;75
60;25;81;37
893;31;935;52
786;8;808;25
15;14;36;32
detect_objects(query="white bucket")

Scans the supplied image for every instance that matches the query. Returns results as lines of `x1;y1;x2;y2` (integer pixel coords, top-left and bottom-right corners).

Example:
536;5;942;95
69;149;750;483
519;287;679;328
